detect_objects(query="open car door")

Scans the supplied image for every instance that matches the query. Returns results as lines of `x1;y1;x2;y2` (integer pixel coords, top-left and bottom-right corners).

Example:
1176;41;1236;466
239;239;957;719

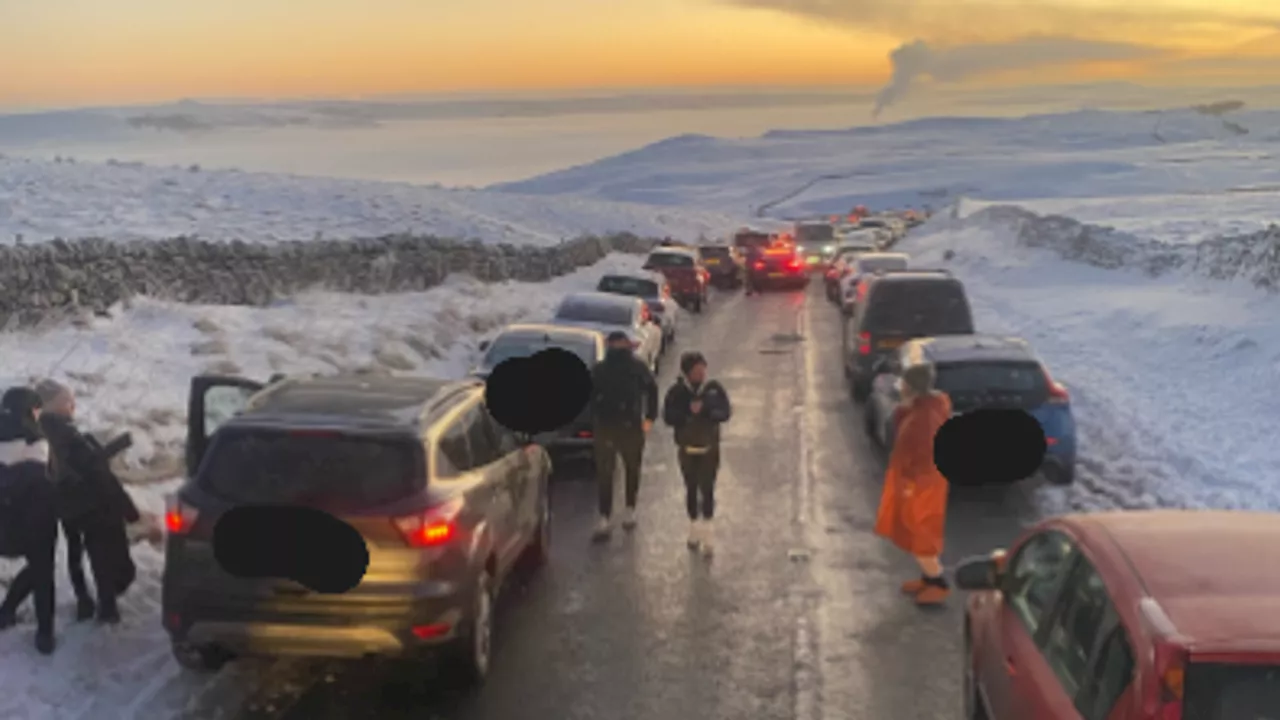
185;375;265;477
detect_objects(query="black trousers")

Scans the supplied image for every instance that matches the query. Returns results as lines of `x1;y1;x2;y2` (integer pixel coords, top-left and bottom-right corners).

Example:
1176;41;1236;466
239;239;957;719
594;423;646;518
63;513;135;610
678;447;720;520
0;540;56;635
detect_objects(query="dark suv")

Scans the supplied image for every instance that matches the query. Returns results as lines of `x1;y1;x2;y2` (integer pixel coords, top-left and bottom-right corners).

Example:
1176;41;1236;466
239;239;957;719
842;270;975;401
162;374;552;688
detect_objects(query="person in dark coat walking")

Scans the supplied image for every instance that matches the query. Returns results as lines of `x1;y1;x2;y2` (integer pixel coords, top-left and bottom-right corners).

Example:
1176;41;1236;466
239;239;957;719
743;244;763;296
0;386;59;654
662;352;732;556
589;331;659;540
35;380;139;624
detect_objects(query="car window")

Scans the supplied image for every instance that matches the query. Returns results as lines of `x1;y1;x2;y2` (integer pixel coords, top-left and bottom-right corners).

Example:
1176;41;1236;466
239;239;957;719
646;252;695;268
433;415;471;479
483;336;597;368
1076;620;1135;720
856;256;909;274
1185;663;1280;719
555;300;634;326
864;281;975;335
463;404;501;468
1003;530;1077;636
598;276;660;298
1043;558;1113;700
200;429;423;507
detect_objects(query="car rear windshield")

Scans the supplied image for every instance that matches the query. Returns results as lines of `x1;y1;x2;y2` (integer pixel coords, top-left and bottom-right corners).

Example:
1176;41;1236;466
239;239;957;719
484;336;596;367
857;256;909;273
796;224;835;243
555;301;633;326
1185;662;1280;719
646;252;695;268
597;276;660;298
699;246;732;258
200;429;423;507
935;362;1049;409
734;231;771;248
863;281;974;335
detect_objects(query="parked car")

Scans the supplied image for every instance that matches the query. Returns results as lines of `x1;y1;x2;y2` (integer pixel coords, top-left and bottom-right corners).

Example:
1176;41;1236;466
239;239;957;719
595;272;678;348
549;291;662;372
746;244;810;291
163;374;552;689
863;334;1076;485
838;252;910;315
697;244;745;289
824;243;878;301
732;228;774;252
472;324;604;460
859;216;907;245
956;509;1280;720
794;221;838;271
643;247;709;313
843;270;975;401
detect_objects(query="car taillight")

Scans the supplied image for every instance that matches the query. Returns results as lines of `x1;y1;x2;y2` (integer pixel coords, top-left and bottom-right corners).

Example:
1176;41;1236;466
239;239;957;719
753;261;765;270
393;498;464;548
857;331;871;355
1043;366;1070;404
1152;640;1187;720
786;258;803;271
164;495;199;536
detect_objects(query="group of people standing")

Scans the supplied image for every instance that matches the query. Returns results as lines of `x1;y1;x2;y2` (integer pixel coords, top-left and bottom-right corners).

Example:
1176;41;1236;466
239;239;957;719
0;381;142;654
583;330;956;604
587;331;732;555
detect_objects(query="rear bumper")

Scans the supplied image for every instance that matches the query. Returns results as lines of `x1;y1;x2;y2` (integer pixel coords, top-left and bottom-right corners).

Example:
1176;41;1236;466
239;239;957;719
164;587;468;660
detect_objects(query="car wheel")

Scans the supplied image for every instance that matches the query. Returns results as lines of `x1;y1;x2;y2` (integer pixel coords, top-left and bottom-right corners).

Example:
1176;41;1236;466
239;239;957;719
963;630;989;720
171;641;234;672
448;570;496;689
851;377;871;403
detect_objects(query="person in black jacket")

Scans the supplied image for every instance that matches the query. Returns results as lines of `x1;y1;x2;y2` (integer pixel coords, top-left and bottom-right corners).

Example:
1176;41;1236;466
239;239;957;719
589;331;658;540
743;244;763;296
662;352;731;555
0;386;59;654
35;380;139;625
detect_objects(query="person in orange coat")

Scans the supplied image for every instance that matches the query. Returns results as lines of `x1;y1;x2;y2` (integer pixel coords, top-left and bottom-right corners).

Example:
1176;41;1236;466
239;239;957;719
874;362;953;605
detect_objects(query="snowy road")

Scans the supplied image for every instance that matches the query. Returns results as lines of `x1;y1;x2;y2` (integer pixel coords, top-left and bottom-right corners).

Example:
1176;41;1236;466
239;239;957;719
164;282;1045;720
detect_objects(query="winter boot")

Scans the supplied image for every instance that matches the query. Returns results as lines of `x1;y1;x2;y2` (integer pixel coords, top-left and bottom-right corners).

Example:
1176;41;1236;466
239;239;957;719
915;576;950;606
591;515;612;543
96;595;121;625
901;576;928;595
34;630;55;655
0;610;15;631
75;597;96;622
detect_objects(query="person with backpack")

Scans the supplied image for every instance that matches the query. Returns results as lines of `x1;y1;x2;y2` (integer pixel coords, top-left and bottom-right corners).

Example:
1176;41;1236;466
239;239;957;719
589;331;659;541
36;379;140;624
0;386;59;654
662;352;732;555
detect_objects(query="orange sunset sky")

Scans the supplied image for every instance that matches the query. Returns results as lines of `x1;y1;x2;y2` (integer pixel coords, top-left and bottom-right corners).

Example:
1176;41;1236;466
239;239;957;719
2;0;1280;107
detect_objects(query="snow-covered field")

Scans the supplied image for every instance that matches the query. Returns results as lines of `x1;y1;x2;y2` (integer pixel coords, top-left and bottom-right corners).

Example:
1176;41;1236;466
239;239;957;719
4;98;1280;713
0;155;740;245
0;254;644;715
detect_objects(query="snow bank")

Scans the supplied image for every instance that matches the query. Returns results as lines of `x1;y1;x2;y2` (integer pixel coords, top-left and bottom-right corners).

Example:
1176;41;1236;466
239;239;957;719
901;210;1280;513
0;155;741;245
0;254;643;711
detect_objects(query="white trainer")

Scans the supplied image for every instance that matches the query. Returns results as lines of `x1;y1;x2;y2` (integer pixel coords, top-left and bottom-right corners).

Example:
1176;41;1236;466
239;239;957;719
687;519;701;549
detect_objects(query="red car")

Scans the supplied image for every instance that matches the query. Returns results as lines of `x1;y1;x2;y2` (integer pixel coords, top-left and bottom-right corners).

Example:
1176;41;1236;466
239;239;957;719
642;247;709;312
957;510;1280;720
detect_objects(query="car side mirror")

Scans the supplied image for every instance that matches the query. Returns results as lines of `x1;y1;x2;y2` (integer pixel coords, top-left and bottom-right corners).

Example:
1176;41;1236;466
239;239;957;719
478;339;490;352
954;551;1007;591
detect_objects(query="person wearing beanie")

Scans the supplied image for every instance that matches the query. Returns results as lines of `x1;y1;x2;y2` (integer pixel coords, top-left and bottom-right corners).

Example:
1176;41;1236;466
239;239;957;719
588;330;659;540
873;362;954;605
0;386;59;654
662;351;732;556
35;379;140;625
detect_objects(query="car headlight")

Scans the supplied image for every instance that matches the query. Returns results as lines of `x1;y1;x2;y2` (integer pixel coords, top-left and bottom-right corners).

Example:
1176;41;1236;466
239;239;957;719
823;245;835;253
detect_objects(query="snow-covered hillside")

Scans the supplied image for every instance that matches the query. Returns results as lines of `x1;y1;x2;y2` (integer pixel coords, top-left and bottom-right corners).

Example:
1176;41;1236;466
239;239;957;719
496;108;1280;222
0;155;741;245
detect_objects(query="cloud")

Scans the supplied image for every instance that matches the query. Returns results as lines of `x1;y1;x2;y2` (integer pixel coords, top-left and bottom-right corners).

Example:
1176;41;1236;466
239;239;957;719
872;36;1169;116
719;0;1280;46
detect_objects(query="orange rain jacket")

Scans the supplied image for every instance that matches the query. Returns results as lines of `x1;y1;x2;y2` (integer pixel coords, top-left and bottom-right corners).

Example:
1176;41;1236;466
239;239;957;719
874;391;952;557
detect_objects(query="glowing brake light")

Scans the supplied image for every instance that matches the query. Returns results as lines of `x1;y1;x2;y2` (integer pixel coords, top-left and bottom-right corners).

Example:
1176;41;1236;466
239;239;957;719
394;498;463;548
786;258;803;271
857;331;872;355
753;261;766;270
164;495;200;535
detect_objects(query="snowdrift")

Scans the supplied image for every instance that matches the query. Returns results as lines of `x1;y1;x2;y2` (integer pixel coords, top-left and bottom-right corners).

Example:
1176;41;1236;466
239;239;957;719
902;208;1280;514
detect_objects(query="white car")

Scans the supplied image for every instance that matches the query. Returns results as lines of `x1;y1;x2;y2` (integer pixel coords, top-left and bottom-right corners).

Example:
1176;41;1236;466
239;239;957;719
838;252;910;314
595;271;678;350
548;292;664;372
857;217;906;245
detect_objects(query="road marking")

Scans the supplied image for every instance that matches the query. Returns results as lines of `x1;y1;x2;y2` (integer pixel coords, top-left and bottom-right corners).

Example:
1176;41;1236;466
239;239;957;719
792;289;823;720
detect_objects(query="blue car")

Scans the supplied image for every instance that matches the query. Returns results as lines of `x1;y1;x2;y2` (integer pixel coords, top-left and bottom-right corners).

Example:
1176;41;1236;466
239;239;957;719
862;334;1077;485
